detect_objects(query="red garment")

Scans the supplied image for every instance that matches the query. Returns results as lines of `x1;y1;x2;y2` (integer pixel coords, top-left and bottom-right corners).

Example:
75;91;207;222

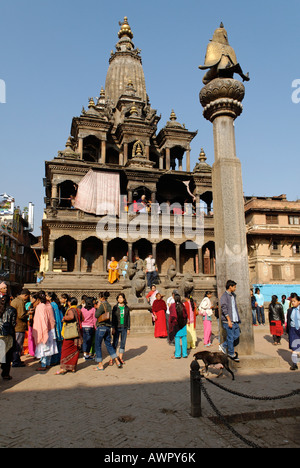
152;299;167;338
60;339;80;372
270;320;284;337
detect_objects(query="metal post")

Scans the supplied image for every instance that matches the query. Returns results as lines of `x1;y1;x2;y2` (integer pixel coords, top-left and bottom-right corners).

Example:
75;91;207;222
190;360;202;418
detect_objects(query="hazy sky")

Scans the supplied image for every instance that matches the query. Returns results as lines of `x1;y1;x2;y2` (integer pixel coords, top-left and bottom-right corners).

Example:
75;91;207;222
0;0;299;234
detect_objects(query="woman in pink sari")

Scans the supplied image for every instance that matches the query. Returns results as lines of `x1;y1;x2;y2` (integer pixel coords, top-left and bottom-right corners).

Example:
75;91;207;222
199;291;213;347
32;291;57;371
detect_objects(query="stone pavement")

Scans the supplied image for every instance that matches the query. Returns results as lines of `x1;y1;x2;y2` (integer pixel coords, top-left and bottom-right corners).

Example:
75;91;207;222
0;325;299;449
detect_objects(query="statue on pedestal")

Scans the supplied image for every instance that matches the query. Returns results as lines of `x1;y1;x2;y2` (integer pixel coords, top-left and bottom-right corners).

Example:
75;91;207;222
199;23;250;85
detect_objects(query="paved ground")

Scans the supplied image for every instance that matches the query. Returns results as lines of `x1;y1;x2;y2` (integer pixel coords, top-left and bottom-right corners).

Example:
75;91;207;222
0;325;299;449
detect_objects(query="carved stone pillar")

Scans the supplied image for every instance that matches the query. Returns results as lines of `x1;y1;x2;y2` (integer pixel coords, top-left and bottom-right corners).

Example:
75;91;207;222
186;148;191;172
76;240;82;272
78;137;83;160
101;140;106;164
159;154;164;170
200;77;254;355
123;143;128;165
48;240;55;272
103;241;108;272
178;157;183;172
166;148;170;170
51;184;58;207
175;244;180;274
128;242;133;263
198;247;203;274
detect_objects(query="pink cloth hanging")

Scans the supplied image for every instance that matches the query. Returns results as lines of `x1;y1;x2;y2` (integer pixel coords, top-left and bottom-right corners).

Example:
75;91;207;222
74;169;120;216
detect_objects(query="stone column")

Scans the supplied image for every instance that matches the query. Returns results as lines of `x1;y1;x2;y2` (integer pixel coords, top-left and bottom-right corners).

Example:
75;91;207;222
103;241;108;273
200;78;254;355
48;240;55;272
178;157;183;172
76;240;82;272
101;140;106;164
152;242;157;260
128;242;133;263
166;148;171;170
123;143;128;165
175;244;180;274
198;247;203;274
159;154;164;170
78;137;83;160
186;148;191;172
51;183;58;207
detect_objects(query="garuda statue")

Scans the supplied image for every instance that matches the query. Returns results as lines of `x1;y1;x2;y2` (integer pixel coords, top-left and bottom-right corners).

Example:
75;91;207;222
199;23;250;85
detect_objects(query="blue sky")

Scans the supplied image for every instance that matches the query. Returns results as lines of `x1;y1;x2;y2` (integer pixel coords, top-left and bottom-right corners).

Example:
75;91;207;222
0;0;299;234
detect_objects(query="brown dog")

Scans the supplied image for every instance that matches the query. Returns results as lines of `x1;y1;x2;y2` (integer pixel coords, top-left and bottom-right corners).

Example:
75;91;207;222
193;351;235;380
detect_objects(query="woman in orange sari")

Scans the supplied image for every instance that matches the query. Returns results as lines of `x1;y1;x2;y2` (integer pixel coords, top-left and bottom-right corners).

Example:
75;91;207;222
108;257;119;284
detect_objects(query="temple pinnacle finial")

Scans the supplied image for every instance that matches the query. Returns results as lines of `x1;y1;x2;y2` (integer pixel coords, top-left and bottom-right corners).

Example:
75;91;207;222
170;110;177;121
199;148;206;162
118;16;133;40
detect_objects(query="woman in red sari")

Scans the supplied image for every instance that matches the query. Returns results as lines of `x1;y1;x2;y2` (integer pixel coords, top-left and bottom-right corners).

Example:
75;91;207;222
152;293;168;338
55;297;83;375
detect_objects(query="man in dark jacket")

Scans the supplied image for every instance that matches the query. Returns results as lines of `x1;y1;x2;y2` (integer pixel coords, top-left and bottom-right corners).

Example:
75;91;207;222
11;288;30;367
219;280;241;362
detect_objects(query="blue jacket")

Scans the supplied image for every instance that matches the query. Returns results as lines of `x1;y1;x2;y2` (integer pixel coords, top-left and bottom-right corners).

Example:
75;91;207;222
220;291;241;324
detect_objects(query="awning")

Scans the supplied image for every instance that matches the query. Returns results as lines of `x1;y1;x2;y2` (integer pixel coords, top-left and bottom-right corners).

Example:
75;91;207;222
74;169;120;216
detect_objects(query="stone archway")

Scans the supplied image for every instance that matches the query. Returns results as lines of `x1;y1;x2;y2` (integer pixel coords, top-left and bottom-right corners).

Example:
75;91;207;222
180;242;197;274
81;237;103;272
54;236;77;272
133;238;152;262
202;241;216;275
157;239;176;274
107;238;128;267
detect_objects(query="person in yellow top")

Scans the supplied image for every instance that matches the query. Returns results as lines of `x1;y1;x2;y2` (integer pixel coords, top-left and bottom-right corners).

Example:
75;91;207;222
108;257;119;284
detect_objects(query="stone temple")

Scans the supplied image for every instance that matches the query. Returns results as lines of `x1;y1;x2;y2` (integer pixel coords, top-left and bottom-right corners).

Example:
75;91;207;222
29;17;217;324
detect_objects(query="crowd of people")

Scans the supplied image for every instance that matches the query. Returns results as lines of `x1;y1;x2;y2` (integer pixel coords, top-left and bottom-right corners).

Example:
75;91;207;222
250;286;300;370
0;283;134;379
146;285;217;357
0;278;299;381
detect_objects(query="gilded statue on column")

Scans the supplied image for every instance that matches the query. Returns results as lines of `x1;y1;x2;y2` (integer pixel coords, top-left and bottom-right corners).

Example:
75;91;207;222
199;23;250;85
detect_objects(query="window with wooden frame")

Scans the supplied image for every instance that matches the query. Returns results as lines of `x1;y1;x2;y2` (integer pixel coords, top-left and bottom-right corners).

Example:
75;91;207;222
289;216;300;225
270;240;281;255
266;214;278;224
294;264;300;280
272;264;282;280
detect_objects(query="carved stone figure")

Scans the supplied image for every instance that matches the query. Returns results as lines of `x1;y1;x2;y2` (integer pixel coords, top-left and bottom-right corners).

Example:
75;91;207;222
199;23;250;85
127;269;147;305
166;264;177;284
178;273;194;298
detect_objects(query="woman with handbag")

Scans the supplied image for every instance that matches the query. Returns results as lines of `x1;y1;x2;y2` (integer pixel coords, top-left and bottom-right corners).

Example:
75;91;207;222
0;294;17;381
55;297;82;375
94;291;122;371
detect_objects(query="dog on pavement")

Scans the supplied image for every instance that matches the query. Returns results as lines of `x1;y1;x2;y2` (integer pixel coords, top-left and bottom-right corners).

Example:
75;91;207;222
193;351;235;380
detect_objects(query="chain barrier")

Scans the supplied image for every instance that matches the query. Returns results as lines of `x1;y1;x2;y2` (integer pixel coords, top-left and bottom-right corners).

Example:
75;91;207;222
199;378;262;449
197;375;300;448
203;376;300;400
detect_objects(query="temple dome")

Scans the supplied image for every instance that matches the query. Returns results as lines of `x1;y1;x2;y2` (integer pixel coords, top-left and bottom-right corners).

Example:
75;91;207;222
105;17;147;106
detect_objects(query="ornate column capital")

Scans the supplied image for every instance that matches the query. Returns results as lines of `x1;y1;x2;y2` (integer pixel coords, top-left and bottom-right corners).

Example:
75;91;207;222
199;78;245;122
